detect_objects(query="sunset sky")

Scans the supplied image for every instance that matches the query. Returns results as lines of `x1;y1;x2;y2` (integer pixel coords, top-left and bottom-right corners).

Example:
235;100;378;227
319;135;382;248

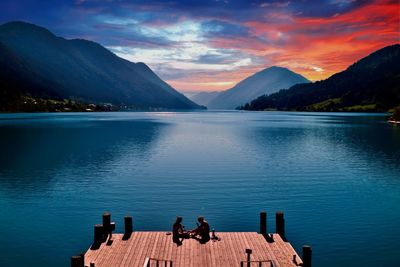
0;0;399;93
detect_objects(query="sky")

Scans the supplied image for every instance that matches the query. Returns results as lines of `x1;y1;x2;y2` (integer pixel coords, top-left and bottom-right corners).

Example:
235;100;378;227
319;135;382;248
0;0;399;93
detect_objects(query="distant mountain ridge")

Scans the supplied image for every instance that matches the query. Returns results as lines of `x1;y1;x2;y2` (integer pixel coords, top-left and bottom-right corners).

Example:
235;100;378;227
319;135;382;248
207;66;309;109
0;21;202;111
240;44;400;112
189;91;221;106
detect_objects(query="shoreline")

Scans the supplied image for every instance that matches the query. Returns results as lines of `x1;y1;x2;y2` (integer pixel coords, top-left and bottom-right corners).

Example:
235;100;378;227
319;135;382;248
0;110;393;116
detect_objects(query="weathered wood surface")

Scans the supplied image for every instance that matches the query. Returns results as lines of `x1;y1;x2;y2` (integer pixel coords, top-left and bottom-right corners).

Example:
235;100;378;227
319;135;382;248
84;232;302;267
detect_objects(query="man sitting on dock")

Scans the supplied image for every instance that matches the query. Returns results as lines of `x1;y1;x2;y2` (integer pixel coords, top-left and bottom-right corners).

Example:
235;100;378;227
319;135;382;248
190;216;210;244
172;216;189;246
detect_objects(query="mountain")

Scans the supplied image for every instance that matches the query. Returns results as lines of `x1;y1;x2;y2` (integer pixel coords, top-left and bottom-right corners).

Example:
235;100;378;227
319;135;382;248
207;66;309;109
189;91;221;106
240;44;400;112
0;21;202;111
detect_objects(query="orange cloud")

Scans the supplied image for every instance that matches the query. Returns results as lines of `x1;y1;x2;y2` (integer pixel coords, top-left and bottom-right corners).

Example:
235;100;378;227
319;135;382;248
245;0;400;81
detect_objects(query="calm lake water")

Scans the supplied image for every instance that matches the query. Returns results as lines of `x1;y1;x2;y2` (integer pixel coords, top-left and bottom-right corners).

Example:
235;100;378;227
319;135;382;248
0;111;399;267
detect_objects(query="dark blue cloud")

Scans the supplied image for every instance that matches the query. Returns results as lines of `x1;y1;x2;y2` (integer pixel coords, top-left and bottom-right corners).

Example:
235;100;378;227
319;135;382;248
201;20;252;38
287;0;373;17
1;0;374;25
90;22;178;48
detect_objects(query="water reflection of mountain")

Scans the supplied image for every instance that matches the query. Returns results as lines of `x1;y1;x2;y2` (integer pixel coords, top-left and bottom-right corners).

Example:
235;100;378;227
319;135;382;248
0;118;167;193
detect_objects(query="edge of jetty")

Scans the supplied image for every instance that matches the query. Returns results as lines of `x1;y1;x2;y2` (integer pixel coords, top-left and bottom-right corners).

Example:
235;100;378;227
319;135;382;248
71;211;312;267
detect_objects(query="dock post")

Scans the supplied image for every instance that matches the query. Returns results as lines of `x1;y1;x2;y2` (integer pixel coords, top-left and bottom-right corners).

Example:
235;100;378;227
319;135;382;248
103;212;114;240
71;253;84;267
276;211;285;240
124;216;133;234
80;254;84;267
245;249;252;267
302;245;312;267
260;211;267;235
94;224;104;243
103;212;111;228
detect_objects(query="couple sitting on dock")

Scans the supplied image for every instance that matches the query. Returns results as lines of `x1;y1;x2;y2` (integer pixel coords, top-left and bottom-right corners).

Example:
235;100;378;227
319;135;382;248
172;216;210;245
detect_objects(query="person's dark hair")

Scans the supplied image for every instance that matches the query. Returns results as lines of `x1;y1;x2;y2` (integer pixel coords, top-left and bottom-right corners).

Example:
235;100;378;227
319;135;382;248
197;216;204;222
175;216;182;223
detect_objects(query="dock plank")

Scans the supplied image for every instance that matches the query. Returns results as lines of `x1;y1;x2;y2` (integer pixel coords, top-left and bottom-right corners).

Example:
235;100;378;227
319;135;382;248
84;232;300;267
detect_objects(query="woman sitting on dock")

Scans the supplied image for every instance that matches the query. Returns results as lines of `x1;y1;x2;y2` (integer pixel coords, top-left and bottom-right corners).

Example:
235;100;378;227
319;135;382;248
172;216;189;245
190;216;210;244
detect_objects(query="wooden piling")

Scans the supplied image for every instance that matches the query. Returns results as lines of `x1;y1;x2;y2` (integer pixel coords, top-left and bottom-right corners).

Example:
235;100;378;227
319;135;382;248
124;216;133;235
260;211;267;235
302;245;312;267
103;212;111;228
71;254;84;267
245;249;252;267
276;211;285;240
94;224;104;243
103;212;114;239
70;256;80;267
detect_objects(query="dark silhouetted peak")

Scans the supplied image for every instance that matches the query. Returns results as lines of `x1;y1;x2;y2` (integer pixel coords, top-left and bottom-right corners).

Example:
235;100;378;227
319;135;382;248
207;66;309;109
0;21;202;110
260;66;289;72
348;44;400;71
0;21;55;39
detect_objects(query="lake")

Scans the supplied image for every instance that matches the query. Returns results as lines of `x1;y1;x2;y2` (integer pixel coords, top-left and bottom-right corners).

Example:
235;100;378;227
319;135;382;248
0;111;399;267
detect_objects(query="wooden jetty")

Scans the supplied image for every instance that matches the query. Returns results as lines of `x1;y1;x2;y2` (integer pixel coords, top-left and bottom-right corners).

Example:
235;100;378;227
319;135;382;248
72;212;312;267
